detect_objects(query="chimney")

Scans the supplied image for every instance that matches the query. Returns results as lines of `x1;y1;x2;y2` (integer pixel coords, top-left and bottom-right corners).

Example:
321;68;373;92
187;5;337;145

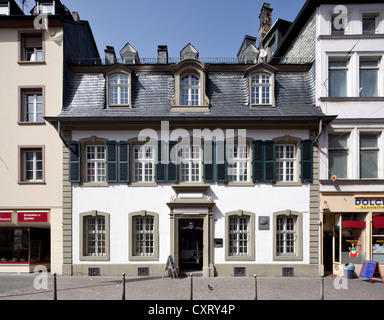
72;11;80;21
258;3;273;49
157;45;168;64
105;46;117;65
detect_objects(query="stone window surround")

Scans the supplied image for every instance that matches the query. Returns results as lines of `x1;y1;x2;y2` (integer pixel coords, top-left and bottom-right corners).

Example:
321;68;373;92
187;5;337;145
18;30;45;64
170;59;210;112
273;210;303;261
128;210;159;261
103;65;132;109
18;86;46;125
79;210;110;261
225;210;255;261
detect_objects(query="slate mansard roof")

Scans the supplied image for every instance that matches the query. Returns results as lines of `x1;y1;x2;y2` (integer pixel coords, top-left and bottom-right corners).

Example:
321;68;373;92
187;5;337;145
52;62;332;123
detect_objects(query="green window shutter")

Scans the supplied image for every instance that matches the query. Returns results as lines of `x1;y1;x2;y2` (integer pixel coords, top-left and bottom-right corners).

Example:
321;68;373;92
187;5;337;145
168;141;178;182
69;141;81;183
301;139;313;182
264;140;276;182
155;140;166;182
252;140;264;182
203;140;215;182
216;140;227;182
106;141;118;182
118;141;130;183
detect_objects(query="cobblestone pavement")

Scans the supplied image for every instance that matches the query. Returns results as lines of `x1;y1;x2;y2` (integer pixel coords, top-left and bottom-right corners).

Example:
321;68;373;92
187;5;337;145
0;273;383;301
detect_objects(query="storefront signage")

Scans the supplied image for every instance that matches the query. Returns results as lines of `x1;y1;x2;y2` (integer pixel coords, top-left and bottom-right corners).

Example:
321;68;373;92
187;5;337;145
18;212;48;223
358;260;384;284
355;199;384;209
0;212;12;223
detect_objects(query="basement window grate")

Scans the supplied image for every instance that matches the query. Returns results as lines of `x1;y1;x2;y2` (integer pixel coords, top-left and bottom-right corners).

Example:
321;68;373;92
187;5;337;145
282;267;294;277
234;267;246;277
138;267;150;276
88;267;100;276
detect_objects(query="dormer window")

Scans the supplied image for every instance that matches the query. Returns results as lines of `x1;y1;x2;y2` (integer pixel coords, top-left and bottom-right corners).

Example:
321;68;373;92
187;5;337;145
109;74;129;105
181;74;200;106
104;65;132;108
245;62;277;107
171;48;210;112
251;73;271;105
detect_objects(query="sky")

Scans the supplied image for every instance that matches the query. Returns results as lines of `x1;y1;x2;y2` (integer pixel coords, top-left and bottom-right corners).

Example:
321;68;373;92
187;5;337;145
22;0;307;59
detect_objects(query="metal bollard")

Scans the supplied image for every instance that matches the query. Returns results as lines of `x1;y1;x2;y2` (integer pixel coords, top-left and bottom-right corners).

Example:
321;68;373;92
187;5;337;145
254;274;257;300
122;273;126;300
190;273;193;300
53;273;57;300
320;274;324;300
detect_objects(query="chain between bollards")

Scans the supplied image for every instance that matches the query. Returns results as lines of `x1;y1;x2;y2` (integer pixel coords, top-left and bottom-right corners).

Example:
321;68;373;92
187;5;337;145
190;273;193;300
320;274;324;300
253;274;257;300
122;273;126;300
53;273;57;300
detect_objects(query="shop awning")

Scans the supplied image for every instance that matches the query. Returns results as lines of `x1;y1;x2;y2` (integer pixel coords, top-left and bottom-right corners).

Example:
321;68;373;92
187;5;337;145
373;216;384;229
342;221;366;229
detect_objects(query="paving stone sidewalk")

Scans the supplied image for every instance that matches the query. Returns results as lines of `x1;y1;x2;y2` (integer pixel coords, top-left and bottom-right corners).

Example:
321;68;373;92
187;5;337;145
0;273;383;301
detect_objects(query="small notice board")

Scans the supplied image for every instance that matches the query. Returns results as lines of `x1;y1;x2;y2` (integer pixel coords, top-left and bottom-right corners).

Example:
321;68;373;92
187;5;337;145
358;260;384;283
163;255;178;279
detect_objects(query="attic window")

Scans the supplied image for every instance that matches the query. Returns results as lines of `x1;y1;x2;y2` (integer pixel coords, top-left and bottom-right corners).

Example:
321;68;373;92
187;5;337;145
39;3;54;14
0;4;9;15
181;75;200;106
104;65;132;108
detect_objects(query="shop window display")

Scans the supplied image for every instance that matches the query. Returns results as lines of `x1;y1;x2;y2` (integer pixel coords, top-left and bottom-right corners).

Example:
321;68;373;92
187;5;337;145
0;228;50;264
373;214;384;264
341;213;366;264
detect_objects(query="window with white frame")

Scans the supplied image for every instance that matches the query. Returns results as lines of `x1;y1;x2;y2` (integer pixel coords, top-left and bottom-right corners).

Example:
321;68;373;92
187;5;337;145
227;145;249;182
39;2;54;14
181;75;200;106
133;215;154;256
133;145;154;182
360;134;379;179
180;145;201;182
109;74;129;106
86;145;106;182
359;59;379;97
251;73;271;105
24;92;43;122
328;60;348;97
276;145;295;182
276;214;297;256
84;215;106;256
0;4;8;15
328;134;349;179
228;215;249;256
362;14;378;35
21;149;43;182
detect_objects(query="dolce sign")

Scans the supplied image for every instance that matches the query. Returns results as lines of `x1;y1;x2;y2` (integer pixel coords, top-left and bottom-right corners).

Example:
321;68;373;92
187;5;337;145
355;199;384;209
18;212;48;223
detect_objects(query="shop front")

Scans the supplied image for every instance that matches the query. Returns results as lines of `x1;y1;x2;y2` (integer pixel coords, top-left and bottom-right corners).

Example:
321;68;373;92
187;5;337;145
321;194;384;277
0;211;50;272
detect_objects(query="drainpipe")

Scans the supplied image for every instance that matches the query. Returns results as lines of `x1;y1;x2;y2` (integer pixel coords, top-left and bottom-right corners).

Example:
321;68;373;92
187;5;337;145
58;120;70;149
314;118;323;145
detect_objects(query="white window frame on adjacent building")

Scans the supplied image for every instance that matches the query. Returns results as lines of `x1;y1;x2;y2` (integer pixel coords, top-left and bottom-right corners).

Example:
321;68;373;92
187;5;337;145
0;3;9;15
328;59;349;97
179;145;201;182
328;134;349;180
359;133;380;179
133;145;154;183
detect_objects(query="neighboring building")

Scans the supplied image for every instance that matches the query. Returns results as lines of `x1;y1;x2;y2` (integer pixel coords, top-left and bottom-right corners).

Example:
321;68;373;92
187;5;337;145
45;29;334;276
0;0;99;273
270;0;384;277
